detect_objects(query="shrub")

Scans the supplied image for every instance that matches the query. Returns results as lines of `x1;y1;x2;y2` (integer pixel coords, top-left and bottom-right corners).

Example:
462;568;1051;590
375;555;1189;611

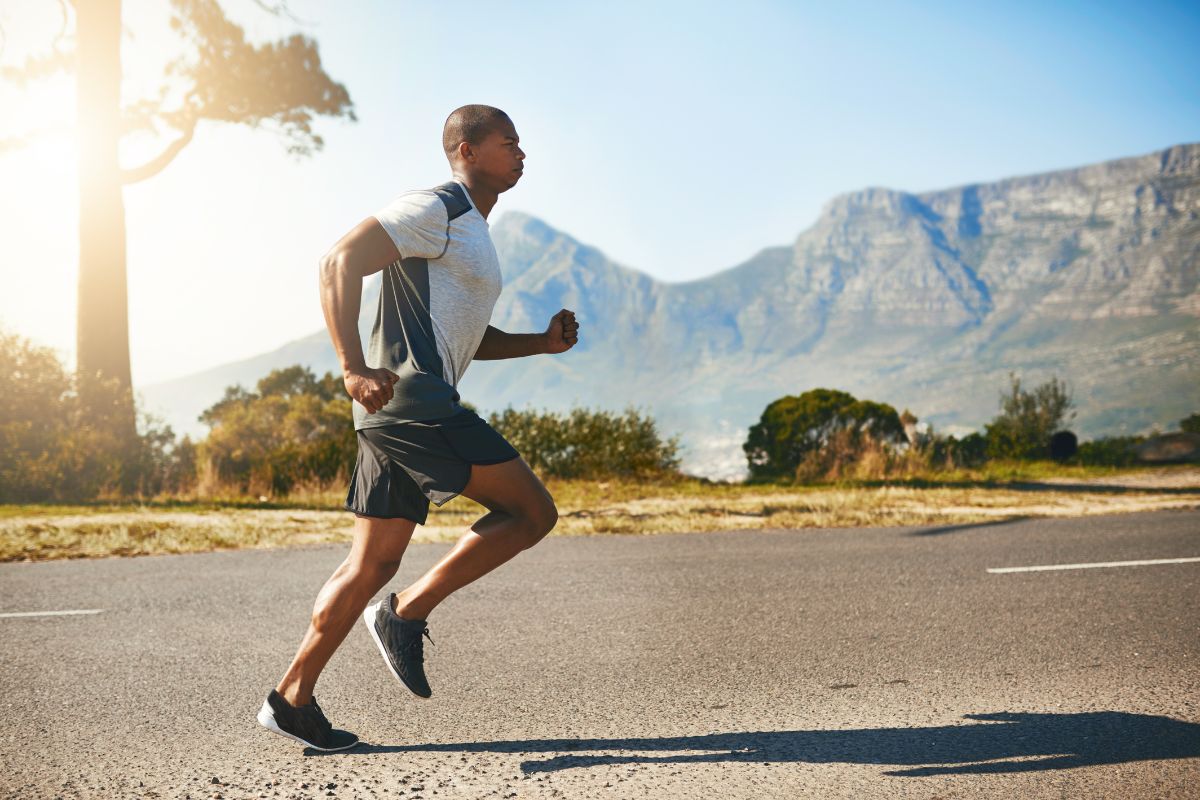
922;431;988;470
744;389;907;481
0;329;184;501
1049;430;1078;462
197;366;355;497
1075;435;1144;467
488;405;681;480
984;374;1075;460
794;427;901;482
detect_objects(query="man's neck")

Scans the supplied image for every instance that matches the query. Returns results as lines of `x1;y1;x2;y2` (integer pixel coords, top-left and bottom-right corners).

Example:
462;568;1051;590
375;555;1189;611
452;173;498;219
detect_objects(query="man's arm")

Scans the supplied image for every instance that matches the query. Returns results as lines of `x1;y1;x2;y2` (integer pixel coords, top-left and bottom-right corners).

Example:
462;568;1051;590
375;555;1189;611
472;325;550;360
318;218;404;412
474;309;579;360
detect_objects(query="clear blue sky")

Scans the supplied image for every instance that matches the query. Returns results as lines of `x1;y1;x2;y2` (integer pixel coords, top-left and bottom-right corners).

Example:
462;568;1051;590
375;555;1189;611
1;0;1197;384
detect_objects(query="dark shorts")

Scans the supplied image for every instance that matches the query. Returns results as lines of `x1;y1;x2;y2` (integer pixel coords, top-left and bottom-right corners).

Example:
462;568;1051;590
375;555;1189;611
344;406;520;525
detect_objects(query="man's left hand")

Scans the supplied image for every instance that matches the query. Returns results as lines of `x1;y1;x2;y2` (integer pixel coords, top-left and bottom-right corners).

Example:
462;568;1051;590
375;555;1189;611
544;308;579;354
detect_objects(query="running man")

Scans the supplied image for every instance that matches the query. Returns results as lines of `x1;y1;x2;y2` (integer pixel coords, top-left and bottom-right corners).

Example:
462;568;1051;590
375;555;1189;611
257;104;580;751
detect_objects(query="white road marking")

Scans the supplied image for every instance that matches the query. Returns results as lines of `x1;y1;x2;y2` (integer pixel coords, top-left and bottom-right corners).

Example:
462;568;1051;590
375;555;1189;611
987;556;1200;574
0;609;105;618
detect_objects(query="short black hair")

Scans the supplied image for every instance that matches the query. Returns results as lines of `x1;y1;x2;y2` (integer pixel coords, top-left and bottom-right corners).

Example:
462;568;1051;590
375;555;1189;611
442;104;512;158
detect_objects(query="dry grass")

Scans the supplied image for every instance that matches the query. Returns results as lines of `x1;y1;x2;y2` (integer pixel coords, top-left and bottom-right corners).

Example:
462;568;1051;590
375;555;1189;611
2;466;1198;562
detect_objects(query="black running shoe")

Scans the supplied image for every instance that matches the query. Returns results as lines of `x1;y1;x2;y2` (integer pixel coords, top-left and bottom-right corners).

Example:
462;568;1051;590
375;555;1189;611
362;592;434;699
256;689;359;751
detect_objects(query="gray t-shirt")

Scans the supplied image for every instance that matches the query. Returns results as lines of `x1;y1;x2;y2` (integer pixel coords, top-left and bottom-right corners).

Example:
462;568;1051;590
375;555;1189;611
353;179;503;430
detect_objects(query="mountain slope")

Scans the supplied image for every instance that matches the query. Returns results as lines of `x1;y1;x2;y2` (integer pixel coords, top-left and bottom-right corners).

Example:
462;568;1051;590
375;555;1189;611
140;144;1200;479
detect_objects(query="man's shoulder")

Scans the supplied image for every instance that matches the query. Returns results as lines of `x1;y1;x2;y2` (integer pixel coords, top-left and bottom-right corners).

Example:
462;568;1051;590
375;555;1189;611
428;181;473;222
386;187;443;208
386;182;471;222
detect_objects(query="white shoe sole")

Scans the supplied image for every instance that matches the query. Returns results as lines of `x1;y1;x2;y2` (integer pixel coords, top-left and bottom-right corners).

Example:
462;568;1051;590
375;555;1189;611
256;699;359;752
362;599;431;700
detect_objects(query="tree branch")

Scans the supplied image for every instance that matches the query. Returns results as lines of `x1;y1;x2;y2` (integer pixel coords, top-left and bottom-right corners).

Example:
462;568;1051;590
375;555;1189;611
119;118;197;184
247;0;310;25
0;46;75;85
0;0;75;84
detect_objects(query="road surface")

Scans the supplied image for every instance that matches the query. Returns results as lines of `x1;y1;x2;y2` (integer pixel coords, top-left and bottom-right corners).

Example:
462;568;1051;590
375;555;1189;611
2;509;1198;798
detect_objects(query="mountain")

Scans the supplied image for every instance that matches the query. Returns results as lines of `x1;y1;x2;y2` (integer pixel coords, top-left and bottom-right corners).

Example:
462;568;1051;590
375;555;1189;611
139;144;1200;480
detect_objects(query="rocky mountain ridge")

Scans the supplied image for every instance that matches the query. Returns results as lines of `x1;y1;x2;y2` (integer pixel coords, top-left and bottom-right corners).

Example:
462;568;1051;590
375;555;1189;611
141;144;1200;480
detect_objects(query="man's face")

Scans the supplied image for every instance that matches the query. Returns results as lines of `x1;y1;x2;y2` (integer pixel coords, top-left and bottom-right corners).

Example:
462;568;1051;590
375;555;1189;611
471;118;525;191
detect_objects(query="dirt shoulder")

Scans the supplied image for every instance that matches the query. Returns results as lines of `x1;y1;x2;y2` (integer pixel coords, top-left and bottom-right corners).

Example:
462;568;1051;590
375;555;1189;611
3;467;1197;562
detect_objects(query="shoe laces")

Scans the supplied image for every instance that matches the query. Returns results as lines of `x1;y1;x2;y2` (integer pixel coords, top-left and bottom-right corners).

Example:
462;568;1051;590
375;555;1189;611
405;625;434;661
305;697;333;736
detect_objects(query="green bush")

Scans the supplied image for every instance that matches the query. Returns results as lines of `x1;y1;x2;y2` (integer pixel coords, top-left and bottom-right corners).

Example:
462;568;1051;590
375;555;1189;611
743;388;906;481
198;366;356;496
924;431;989;469
1074;435;1144;467
1181;413;1200;434
984;374;1075;460
487;405;681;480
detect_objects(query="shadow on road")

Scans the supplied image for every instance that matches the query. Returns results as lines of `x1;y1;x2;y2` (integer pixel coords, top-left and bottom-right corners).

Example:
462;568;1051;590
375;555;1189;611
999;481;1199;495
843;477;1200;497
908;516;1032;537
357;711;1200;775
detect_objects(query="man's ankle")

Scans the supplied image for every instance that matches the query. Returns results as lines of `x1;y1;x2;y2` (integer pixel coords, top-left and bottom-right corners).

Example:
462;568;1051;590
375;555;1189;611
276;685;311;707
391;594;429;622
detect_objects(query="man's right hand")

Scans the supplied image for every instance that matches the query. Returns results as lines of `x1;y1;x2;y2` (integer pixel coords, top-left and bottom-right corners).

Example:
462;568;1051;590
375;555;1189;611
344;367;400;414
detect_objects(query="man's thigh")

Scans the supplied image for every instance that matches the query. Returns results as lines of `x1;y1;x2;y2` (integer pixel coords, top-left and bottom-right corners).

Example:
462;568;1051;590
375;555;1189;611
347;514;418;567
459;456;555;519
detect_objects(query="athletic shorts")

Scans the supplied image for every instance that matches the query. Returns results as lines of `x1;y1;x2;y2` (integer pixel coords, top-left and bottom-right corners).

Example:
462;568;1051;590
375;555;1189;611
344;406;520;525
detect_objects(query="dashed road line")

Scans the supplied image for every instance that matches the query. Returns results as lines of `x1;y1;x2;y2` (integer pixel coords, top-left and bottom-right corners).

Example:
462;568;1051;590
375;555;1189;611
987;557;1200;574
0;609;105;618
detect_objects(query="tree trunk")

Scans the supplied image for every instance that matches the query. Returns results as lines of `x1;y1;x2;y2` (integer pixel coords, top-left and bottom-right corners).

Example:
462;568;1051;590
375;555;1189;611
75;0;135;440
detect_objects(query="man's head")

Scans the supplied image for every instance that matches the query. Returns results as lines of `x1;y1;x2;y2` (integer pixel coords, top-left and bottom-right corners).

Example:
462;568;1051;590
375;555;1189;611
442;104;524;192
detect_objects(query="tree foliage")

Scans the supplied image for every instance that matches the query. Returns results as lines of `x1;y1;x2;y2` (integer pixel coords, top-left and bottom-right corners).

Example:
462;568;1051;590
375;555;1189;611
3;0;356;444
1181;413;1200;434
984;374;1075;460
0;330;185;501
743;389;906;480
488;406;682;480
197;365;354;496
6;1;358;169
119;0;357;181
921;431;989;470
1074;435;1143;467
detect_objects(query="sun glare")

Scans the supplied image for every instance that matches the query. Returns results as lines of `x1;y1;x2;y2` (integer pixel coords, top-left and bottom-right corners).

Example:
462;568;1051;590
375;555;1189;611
1;76;76;213
1;0;77;212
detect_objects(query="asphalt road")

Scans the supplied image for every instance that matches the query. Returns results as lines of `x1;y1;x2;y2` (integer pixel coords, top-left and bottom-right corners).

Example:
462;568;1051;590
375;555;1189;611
2;509;1198;799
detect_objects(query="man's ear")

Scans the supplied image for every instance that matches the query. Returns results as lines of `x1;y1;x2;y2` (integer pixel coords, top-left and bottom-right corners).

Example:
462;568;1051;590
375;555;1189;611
457;140;474;163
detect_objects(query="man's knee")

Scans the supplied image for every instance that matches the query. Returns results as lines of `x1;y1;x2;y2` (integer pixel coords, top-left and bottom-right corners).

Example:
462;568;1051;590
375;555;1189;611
312;559;398;629
336;557;400;598
353;557;401;584
518;498;558;548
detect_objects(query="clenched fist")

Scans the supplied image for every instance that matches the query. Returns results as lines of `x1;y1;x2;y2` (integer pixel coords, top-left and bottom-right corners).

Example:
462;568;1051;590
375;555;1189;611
344;367;400;414
544;308;579;354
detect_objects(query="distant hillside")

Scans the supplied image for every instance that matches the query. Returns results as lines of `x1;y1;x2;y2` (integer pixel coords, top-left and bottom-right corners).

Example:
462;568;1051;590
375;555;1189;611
140;144;1200;480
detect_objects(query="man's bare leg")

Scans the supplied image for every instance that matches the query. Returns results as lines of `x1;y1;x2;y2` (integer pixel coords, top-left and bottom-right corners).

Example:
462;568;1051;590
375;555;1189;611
392;456;558;620
275;514;417;707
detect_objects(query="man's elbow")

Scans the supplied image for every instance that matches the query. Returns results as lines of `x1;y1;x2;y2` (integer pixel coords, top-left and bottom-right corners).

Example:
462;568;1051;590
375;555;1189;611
318;249;348;286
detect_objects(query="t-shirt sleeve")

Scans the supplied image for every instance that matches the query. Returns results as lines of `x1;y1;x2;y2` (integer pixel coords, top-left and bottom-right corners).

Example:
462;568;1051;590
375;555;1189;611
372;191;449;260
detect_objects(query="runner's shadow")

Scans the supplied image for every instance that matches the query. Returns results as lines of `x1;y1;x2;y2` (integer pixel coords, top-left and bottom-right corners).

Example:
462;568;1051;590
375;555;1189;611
368;711;1200;775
